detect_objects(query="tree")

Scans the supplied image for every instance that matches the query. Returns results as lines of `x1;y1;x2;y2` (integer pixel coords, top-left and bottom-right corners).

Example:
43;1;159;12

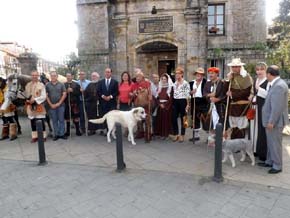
267;0;290;76
56;52;81;78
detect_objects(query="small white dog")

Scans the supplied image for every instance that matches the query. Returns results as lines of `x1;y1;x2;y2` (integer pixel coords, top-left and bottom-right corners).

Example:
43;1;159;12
89;107;146;145
222;129;255;168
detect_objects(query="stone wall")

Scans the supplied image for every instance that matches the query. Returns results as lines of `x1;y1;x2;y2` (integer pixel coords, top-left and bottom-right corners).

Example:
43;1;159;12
77;0;267;80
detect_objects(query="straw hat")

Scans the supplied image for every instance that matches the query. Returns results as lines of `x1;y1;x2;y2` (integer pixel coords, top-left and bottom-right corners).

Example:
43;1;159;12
0;72;6;79
194;67;205;75
227;58;245;67
49;67;57;72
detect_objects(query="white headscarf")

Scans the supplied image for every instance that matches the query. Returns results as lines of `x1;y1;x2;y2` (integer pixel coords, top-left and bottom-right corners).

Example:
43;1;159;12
159;74;173;97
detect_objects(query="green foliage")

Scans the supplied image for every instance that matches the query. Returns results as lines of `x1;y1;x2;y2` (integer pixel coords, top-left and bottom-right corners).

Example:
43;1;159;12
267;0;290;76
244;63;256;78
56;52;81;79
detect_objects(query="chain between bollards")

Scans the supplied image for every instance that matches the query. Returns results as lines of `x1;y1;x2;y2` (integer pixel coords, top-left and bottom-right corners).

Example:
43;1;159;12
115;123;126;172
212;123;223;183
36;120;47;166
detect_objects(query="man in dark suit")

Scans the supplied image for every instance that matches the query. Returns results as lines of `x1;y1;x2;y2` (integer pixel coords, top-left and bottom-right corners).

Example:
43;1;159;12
261;65;289;174
98;68;119;116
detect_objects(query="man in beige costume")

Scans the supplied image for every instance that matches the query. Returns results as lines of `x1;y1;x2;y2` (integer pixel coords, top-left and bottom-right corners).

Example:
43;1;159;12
25;70;47;142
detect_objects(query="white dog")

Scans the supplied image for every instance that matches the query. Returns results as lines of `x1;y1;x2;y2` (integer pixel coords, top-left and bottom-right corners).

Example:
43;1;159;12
222;129;255;168
89;107;146;145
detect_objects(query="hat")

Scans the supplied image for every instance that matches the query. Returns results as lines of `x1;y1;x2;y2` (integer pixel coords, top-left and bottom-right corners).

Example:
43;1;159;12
194;67;205;75
208;67;220;74
227;58;245;67
0;72;6;79
49;67;56;72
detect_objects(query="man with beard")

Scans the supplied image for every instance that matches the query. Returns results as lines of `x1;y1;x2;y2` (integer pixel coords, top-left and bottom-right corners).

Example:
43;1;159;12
203;67;226;130
64;72;82;137
226;58;253;139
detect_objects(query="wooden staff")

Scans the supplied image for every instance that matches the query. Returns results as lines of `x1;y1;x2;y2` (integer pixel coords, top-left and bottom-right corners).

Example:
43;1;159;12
80;81;88;136
192;93;196;144
147;87;151;141
223;80;232;135
68;84;72;139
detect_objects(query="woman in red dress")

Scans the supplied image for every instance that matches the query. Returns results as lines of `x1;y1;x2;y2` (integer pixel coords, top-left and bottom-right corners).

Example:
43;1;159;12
155;74;173;139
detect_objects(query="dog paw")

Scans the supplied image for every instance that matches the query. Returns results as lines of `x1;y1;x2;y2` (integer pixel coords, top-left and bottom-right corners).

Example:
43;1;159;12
222;159;226;163
107;140;111;143
240;158;245;162
232;164;236;168
251;162;255;166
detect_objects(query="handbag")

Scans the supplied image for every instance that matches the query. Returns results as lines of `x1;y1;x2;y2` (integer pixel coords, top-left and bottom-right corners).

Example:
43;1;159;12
183;115;189;128
246;105;256;120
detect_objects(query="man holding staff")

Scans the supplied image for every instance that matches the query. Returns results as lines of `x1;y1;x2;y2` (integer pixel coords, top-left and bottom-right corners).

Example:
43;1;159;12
225;58;253;139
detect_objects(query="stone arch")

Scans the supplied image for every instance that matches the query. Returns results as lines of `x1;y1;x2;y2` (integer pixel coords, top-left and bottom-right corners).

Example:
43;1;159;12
130;35;186;78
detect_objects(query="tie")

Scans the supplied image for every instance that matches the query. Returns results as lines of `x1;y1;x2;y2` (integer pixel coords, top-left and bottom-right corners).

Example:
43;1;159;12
106;79;109;90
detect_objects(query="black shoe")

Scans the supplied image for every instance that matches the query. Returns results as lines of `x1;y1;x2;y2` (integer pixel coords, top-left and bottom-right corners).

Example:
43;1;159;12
76;131;82;136
53;136;59;141
257;162;272;168
64;132;70;137
88;131;95;136
268;168;282;174
189;137;200;142
59;135;67;140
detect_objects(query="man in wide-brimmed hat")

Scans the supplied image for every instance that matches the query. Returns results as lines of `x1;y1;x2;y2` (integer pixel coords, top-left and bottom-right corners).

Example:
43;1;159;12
189;67;208;141
225;58;253;139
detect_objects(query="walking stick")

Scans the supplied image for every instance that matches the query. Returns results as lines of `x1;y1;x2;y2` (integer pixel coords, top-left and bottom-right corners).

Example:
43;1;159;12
81;81;88;136
192;94;196;144
68;84;72;139
147;87;151;142
223;80;232;135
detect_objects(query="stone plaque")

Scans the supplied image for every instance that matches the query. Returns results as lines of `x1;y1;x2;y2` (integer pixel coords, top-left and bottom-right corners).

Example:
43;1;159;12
139;16;173;34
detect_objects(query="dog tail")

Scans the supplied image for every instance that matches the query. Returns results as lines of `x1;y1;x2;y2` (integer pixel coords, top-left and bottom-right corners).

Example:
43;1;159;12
89;114;107;124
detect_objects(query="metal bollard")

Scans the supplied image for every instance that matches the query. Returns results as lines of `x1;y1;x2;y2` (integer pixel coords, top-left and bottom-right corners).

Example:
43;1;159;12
36;120;47;166
212;123;223;183
115;123;126;172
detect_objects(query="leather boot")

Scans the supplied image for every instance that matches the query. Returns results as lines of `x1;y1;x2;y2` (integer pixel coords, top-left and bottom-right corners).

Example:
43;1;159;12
9;123;17;141
74;121;82;136
0;124;9;140
178;135;184;143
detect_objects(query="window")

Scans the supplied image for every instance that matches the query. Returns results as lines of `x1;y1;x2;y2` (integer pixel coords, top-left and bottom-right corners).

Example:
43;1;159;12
208;4;225;35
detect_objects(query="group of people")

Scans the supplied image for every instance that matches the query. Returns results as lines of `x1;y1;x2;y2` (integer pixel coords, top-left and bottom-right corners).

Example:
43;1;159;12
0;57;288;174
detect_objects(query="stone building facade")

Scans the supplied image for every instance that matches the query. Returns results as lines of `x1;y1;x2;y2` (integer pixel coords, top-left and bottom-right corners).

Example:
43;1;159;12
77;0;267;79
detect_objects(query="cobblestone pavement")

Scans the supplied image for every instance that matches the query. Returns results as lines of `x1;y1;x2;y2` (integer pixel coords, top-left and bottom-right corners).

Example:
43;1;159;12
1;117;290;189
1;159;290;218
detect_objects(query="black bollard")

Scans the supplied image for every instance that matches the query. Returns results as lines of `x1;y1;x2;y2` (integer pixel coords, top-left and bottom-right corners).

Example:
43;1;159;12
115;123;126;172
36;120;47;166
212;123;223;183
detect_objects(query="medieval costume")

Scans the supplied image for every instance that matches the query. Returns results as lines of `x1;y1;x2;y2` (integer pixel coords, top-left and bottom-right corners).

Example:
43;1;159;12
155;74;173;139
203;67;227;130
132;74;152;142
226;58;253;139
0;76;18;141
189;68;208;140
25;80;47;142
250;63;269;161
85;80;103;135
64;81;82;136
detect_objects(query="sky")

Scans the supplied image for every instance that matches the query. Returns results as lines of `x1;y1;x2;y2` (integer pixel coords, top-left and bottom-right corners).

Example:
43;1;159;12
0;0;282;63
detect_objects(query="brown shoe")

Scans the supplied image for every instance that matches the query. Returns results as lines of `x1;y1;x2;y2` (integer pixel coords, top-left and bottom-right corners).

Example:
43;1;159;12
179;135;184;143
30;138;38;143
169;134;178;142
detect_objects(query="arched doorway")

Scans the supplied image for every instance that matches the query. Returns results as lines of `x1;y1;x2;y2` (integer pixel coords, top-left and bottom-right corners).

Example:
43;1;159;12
135;41;177;80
